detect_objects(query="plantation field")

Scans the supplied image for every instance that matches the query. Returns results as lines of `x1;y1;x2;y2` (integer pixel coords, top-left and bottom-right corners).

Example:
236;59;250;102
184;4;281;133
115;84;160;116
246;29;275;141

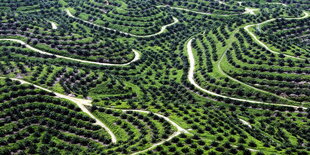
0;0;309;154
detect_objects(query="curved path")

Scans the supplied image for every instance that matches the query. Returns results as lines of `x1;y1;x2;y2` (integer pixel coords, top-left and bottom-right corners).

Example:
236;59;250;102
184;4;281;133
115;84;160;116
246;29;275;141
120;109;189;134
107;109;189;155
267;2;287;6
216;10;310;102
50;21;57;29
157;5;240;16
239;118;252;128
1;77;191;147
186;38;306;110
132;132;180;155
0;77;117;143
66;9;179;38
217;49;295;103
244;11;309;60
243;8;259;15
0;39;140;66
237;2;287;7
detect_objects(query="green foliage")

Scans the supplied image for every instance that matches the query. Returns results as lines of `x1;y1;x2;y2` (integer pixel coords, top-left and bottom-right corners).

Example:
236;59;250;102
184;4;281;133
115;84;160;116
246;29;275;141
0;0;309;154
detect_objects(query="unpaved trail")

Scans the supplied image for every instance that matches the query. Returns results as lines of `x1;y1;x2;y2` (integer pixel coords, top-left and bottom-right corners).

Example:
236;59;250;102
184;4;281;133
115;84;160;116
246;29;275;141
217;48;295;103
2;77;117;143
0;39;140;66
131;131;181;155
186;38;306;110
244;11;309;60
268;2;287;6
115;109;189;155
50;21;57;29
120;109;189;134
243;8;259;15
157;5;259;16
65;9;179;38
214;26;298;106
157;5;239;16
218;1;227;5
239;118;252;128
2;77;192;145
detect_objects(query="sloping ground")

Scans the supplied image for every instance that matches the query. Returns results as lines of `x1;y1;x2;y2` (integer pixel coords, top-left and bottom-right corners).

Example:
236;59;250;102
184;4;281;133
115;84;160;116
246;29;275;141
0;78;112;154
66;9;179;38
0;39;140;66
0;0;309;154
0;77;190;154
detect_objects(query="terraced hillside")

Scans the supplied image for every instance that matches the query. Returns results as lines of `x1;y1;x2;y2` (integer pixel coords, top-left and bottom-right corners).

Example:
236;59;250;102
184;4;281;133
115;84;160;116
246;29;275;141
0;78;112;154
0;0;309;154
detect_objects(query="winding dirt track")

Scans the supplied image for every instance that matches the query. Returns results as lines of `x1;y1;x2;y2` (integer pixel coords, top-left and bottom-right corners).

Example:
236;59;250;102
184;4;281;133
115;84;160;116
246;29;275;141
132;132;181;155
157;5;240;16
0;77;117;143
215;10;310;104
244;11;309;60
243;8;259;15
50;21;57;29
66;9;179;38
1;77;190;148
239;118;252;128
267;2;287;6
120;109;188;134
186;38;306;110
111;109;189;155
0;39;140;66
218;49;294;103
1;4;308;153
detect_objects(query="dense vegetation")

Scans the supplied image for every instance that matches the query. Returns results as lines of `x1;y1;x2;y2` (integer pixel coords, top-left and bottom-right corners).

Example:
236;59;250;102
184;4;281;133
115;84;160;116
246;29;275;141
0;0;309;154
